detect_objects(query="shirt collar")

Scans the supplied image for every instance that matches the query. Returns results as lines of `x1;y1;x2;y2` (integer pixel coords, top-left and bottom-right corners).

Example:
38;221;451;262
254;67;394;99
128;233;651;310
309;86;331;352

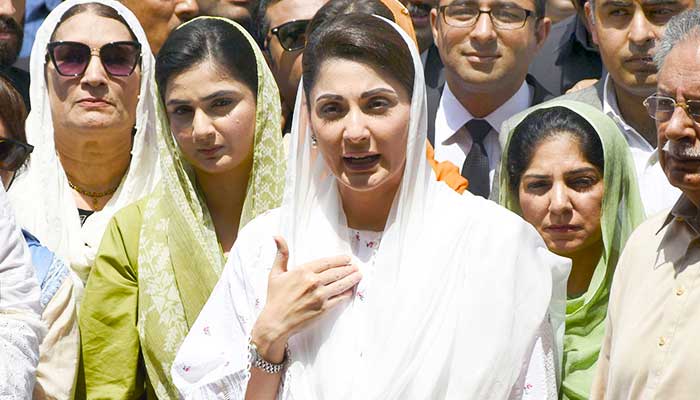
655;195;700;269
436;81;531;145
602;74;656;157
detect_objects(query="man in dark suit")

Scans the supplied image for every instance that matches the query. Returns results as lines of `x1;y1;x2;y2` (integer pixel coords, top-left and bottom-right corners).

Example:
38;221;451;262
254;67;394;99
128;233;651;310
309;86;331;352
528;0;603;96
428;0;551;197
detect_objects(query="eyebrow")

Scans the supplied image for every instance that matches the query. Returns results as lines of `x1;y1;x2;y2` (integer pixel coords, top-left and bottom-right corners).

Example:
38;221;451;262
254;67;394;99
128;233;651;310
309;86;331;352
599;0;633;7
522;173;551;180
522;167;599;180
360;88;397;98
642;0;683;5
166;90;237;106
451;0;523;7
315;93;343;103
564;167;600;176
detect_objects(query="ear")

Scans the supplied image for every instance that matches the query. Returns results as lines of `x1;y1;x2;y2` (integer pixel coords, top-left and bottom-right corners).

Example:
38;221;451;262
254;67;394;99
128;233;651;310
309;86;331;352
585;1;599;46
430;7;441;49
535;16;552;49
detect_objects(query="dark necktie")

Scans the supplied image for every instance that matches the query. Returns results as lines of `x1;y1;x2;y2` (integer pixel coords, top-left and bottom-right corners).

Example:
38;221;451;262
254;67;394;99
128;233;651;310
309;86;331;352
461;119;492;198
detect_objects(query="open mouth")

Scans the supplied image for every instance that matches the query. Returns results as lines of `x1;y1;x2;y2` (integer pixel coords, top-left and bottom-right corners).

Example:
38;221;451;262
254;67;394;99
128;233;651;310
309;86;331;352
343;154;381;171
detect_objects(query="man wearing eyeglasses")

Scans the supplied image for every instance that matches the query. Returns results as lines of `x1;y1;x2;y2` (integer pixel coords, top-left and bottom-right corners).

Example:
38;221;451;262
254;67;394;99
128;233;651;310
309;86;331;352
0;0;29;109
257;0;326;132
428;0;551;198
504;0;692;214
590;10;700;399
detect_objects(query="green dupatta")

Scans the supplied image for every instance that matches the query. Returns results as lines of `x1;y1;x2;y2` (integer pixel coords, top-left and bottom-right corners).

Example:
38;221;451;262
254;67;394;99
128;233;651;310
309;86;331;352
497;100;645;400
136;17;286;398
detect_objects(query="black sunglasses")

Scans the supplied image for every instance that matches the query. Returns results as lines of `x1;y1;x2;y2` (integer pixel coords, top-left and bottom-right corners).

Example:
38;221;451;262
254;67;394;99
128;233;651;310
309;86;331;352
46;41;142;77
0;138;33;172
268;19;309;52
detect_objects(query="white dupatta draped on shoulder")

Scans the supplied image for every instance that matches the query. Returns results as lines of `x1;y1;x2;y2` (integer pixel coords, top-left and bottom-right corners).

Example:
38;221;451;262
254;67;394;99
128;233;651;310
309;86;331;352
172;16;569;400
8;0;162;283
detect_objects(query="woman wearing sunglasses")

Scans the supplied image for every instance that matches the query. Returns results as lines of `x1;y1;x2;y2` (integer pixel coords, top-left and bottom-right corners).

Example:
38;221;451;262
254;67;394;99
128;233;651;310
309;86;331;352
6;0;163;397
79;17;286;399
172;14;569;399
8;0;163;283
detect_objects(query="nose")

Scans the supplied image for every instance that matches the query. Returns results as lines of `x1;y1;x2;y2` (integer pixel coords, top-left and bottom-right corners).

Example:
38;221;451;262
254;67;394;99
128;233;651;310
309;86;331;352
628;8;655;47
81;52;109;87
662;104;698;146
174;0;200;22
342;106;371;145
469;11;497;44
548;181;573;216
0;0;14;16
192;108;216;143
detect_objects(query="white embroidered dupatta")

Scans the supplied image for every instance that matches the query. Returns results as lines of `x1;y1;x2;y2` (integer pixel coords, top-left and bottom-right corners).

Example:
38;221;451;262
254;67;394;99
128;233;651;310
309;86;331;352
8;0;162;283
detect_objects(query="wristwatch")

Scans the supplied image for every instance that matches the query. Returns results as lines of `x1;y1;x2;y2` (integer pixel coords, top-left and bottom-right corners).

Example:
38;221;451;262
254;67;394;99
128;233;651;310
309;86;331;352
248;340;288;374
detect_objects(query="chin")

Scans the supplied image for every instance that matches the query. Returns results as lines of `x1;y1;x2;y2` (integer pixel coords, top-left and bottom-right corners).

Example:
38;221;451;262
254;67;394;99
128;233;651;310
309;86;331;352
668;170;700;191
544;238;583;256
339;172;389;192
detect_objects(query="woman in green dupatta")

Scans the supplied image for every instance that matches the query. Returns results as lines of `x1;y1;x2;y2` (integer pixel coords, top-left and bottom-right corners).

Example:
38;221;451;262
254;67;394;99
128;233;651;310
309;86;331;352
497;100;645;400
79;17;285;399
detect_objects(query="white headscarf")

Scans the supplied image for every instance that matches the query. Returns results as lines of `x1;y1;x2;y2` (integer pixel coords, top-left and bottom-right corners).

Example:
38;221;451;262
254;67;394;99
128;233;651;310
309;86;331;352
9;0;162;283
281;16;570;399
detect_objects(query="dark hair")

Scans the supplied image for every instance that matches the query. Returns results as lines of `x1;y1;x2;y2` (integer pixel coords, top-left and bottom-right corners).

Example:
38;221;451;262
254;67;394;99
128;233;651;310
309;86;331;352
255;0;281;47
302;13;414;100
51;3;137;41
506;106;604;192
535;0;546;18
156;18;258;101
306;0;395;38
0;75;29;160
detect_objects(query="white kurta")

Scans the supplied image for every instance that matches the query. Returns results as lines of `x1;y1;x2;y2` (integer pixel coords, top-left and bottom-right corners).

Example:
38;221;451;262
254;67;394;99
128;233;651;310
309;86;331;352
0;185;45;398
172;195;564;400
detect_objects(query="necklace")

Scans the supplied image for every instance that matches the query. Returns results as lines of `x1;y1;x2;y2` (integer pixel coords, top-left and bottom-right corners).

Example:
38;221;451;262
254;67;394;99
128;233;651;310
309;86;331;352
67;180;119;208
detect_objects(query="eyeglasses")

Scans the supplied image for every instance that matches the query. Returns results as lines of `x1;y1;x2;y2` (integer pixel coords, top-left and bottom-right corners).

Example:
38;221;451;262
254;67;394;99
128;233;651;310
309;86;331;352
268;19;309;52
643;94;700;123
0;138;33;172
438;4;534;30
46;41;141;77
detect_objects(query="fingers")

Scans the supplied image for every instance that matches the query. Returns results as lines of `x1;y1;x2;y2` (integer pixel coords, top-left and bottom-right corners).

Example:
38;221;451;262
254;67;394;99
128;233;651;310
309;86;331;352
317;264;358;286
270;236;289;275
321;271;362;299
307;255;352;273
323;287;355;310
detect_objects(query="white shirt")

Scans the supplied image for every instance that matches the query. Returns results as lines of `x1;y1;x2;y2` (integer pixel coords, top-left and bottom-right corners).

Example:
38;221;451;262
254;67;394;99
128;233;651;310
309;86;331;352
602;74;681;216
434;81;532;186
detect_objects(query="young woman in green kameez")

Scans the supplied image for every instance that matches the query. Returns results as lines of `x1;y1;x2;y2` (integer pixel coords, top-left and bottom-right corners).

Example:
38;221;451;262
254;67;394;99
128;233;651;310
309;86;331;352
498;100;646;400
79;17;286;399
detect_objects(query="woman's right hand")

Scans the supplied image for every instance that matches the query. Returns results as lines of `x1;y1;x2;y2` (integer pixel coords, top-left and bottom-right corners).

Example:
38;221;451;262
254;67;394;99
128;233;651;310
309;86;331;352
250;236;361;363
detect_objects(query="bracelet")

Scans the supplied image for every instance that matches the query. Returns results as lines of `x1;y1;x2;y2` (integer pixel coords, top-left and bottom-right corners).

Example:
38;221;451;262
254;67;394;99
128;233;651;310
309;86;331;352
248;340;288;374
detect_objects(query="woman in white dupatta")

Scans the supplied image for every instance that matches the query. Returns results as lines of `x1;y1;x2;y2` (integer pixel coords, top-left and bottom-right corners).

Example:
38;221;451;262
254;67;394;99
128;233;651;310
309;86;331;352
172;13;569;399
7;1;162;397
8;0;162;284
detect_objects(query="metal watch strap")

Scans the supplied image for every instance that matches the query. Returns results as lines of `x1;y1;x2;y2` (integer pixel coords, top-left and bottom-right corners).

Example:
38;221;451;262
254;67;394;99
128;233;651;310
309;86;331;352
248;340;287;374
